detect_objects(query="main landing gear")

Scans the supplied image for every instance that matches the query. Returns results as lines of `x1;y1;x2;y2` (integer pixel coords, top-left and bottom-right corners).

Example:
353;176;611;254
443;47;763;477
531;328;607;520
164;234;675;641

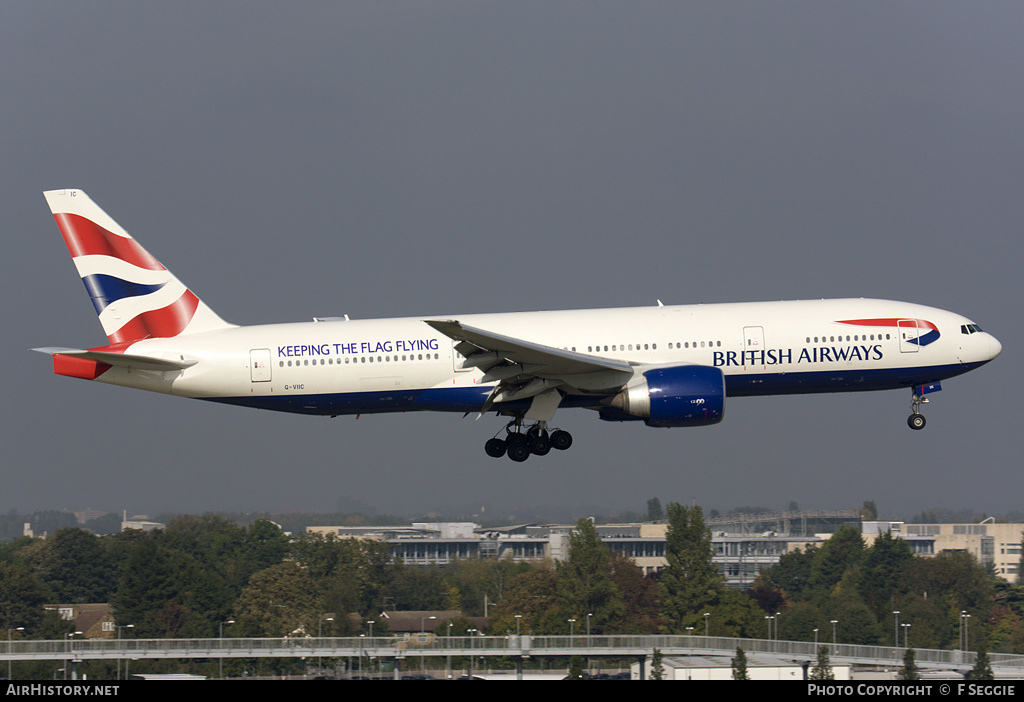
908;391;928;430
484;418;573;462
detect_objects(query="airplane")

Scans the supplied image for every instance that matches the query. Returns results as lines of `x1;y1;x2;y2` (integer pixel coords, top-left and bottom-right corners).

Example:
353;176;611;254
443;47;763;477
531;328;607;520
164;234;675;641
35;189;1002;461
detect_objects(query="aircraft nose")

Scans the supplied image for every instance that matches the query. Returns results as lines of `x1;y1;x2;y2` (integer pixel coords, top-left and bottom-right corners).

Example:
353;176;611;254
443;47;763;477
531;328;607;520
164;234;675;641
989;334;1002;360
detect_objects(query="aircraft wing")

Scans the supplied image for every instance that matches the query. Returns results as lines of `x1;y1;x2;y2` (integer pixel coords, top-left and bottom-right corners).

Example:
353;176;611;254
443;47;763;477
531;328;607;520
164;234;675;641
424;320;633;377
424;319;634;422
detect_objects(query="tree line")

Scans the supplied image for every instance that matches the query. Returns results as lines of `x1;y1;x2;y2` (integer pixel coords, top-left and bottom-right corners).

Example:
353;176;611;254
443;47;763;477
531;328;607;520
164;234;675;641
2;508;1022;659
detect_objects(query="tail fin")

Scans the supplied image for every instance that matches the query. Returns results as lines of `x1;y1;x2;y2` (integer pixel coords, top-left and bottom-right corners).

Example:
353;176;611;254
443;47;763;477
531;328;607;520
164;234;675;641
44;189;234;344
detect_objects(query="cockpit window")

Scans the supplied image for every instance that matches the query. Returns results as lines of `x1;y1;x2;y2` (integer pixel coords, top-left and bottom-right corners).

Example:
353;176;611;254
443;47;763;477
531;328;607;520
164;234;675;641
961;324;984;335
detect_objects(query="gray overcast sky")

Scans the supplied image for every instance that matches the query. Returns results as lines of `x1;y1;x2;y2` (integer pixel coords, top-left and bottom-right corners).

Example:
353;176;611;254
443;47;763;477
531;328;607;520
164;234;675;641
2;2;1020;521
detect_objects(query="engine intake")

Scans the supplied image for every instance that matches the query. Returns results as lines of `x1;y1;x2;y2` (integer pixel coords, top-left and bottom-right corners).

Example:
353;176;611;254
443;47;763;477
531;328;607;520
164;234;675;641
608;366;725;427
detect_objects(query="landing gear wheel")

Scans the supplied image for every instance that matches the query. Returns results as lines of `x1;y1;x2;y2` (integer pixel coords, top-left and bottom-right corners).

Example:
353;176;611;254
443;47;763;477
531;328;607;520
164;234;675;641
908;389;929;431
529;434;551;456
550;429;573;451
484;438;507;458
507;441;531;462
492;417;571;460
526;425;551;455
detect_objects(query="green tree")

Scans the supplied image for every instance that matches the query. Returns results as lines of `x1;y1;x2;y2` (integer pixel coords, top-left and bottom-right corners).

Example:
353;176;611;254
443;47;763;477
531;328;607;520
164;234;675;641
751;544;817;604
893;595;953;650
36;528;115;603
986;588;1024;654
233;561;324;637
777;600;827;642
607;550;659;633
659;503;723;633
0;562;49;634
807;525;865;603
387;565;451;611
899;551;994;643
968;647;994;680
858;530;914;623
487;564;561;635
650;648;664;680
809;645;834;680
556;519;623;634
567;655;586;679
111;536;219;638
829;589;883;645
646;498;664;521
732;647;750;680
442;558;531;617
289;531;395;616
897;648;920;680
242;519;290;573
704;587;764;638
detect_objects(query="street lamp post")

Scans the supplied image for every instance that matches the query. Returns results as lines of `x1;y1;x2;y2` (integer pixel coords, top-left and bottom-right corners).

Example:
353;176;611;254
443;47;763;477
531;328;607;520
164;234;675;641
8;627;24;680
958;610;971;666
446;621;453;680
319;616;334;677
219;619;234;680
116;624;133;680
420;616;435;673
65;632;82;680
420;615;436;635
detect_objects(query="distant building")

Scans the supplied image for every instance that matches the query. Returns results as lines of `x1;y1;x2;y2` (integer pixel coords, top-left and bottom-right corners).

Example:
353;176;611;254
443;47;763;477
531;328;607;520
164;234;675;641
632;653;848;680
73;509;109;525
878;520;1021;580
306;512;1022;587
44;603;116;639
120;512;164;532
367;610;486;640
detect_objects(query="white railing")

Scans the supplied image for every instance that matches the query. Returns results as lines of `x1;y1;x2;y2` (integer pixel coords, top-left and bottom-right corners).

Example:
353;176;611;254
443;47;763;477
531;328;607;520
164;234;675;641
6;635;1023;672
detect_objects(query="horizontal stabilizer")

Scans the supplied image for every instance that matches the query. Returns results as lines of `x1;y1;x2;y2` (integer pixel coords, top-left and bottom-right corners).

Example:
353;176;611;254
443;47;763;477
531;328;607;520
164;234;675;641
33;347;197;371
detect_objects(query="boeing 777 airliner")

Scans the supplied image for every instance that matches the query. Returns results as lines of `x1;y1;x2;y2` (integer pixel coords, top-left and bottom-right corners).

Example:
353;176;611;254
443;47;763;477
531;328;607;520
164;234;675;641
35;189;1001;461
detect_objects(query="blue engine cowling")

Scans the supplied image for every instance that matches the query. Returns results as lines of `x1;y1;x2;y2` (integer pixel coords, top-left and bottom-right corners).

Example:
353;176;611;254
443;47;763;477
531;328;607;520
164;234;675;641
606;365;725;427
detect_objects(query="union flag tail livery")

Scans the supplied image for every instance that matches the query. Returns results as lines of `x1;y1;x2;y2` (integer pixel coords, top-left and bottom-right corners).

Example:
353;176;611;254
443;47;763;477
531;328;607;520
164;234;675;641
43;189;232;344
35;189;1001;459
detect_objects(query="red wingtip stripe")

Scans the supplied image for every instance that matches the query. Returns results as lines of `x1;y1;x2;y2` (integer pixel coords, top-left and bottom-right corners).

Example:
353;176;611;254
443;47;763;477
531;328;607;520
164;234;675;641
106;290;200;344
52;213;165;271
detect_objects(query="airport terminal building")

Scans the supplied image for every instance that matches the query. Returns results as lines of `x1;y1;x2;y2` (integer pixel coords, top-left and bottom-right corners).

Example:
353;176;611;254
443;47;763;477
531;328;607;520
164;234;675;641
306;511;1021;587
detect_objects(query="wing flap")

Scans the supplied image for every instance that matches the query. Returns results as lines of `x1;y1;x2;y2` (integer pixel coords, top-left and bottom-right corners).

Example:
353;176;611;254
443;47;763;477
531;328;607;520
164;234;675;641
424;319;634;377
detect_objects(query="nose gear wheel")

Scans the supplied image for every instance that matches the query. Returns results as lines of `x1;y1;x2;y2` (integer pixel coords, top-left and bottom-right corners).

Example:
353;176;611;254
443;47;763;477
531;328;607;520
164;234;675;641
907;390;929;430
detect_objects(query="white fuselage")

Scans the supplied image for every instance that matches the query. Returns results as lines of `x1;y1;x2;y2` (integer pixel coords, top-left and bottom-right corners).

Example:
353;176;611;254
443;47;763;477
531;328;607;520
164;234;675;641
92;298;1000;417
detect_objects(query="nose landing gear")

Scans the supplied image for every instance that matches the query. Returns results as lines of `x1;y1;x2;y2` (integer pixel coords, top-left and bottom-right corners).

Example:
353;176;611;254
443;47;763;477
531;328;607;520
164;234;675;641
907;385;935;430
484;418;573;461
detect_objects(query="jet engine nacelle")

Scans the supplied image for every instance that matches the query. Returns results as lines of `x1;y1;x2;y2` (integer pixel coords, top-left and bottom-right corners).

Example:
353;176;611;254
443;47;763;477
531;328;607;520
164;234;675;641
607;365;725;427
